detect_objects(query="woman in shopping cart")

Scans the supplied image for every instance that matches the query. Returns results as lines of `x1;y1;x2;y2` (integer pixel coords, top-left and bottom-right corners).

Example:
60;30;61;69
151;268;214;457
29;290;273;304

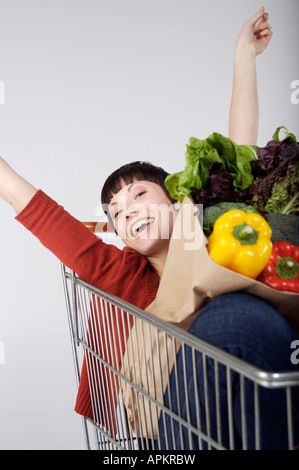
1;8;298;450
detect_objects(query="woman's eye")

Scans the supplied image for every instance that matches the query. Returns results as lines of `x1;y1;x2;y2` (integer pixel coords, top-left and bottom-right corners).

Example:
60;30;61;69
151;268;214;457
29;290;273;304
114;210;122;219
136;191;146;199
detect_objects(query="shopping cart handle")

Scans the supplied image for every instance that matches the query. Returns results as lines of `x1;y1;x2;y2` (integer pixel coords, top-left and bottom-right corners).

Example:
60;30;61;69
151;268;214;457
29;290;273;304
82;221;115;234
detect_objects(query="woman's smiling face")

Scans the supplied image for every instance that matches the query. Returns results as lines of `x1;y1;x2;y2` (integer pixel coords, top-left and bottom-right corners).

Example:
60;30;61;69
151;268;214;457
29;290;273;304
108;180;177;257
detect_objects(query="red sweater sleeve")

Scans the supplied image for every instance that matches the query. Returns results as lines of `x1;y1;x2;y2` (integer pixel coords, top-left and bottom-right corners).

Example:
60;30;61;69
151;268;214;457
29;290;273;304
15;190;159;307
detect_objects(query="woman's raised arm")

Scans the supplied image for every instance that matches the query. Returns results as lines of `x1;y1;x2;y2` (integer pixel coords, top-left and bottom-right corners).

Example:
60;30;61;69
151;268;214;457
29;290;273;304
0;156;38;214
229;7;273;145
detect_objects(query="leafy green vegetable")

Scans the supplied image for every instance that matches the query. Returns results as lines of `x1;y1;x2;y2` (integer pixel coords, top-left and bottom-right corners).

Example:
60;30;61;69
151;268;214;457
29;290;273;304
272;126;297;146
165;133;258;203
165;126;299;226
265;213;299;246
203;202;259;236
248;127;299;216
263;162;299;215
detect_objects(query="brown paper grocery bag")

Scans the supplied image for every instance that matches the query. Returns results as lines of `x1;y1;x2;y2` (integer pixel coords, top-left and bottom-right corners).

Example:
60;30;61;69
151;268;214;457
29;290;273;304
121;197;299;437
147;197;299;337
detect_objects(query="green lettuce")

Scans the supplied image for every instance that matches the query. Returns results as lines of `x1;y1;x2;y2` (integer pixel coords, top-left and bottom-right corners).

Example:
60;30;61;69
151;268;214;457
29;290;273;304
248;127;299;216
165;133;258;202
263;161;299;215
272;126;297;146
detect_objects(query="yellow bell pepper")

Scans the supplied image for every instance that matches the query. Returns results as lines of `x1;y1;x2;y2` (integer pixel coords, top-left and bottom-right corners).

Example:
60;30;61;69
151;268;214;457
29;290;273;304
208;209;273;279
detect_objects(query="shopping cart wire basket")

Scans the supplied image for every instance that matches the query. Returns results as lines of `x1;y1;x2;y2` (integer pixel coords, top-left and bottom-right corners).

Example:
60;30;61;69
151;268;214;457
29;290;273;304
60;237;299;451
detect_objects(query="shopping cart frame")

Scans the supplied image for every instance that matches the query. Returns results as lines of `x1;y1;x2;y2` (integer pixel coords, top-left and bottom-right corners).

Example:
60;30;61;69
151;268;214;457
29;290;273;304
61;263;299;451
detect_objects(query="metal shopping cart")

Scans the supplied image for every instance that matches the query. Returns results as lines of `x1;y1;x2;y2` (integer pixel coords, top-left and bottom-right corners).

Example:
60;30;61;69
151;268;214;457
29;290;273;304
60;225;299;451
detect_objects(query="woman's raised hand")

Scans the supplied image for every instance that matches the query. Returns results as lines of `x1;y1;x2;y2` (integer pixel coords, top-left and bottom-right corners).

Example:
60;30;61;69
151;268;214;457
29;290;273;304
236;7;273;58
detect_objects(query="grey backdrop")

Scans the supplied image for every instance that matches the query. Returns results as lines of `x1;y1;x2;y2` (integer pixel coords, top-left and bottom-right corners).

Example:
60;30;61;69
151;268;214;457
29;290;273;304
0;0;298;449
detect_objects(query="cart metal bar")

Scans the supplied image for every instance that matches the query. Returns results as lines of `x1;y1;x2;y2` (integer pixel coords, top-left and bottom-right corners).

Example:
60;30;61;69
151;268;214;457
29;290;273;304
65;269;299;388
61;264;91;450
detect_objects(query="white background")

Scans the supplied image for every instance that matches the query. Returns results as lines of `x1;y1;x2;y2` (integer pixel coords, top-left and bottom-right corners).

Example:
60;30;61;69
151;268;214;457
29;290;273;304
0;0;298;450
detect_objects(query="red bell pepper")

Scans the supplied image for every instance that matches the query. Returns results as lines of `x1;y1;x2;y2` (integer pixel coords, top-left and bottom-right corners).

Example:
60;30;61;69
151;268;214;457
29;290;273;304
258;241;299;293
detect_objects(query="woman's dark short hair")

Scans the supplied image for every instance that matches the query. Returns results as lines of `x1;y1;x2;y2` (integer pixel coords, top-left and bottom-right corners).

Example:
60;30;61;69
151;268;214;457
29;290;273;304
101;161;176;213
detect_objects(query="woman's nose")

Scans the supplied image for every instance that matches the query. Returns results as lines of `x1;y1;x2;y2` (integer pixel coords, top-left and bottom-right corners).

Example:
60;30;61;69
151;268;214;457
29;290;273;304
126;205;139;219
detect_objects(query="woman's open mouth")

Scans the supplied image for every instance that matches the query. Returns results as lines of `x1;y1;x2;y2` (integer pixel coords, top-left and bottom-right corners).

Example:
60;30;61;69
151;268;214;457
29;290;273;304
130;217;155;239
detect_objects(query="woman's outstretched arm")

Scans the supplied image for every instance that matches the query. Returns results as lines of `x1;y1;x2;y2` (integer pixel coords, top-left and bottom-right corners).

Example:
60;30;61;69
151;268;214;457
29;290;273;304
229;7;273;145
0;156;38;214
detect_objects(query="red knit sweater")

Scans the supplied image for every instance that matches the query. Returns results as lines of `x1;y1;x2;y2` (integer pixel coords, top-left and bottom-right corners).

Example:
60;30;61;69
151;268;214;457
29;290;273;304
15;190;159;427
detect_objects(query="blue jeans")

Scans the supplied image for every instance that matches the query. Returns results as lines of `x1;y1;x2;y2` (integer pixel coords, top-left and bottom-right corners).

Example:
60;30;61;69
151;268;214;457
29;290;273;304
157;292;299;450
